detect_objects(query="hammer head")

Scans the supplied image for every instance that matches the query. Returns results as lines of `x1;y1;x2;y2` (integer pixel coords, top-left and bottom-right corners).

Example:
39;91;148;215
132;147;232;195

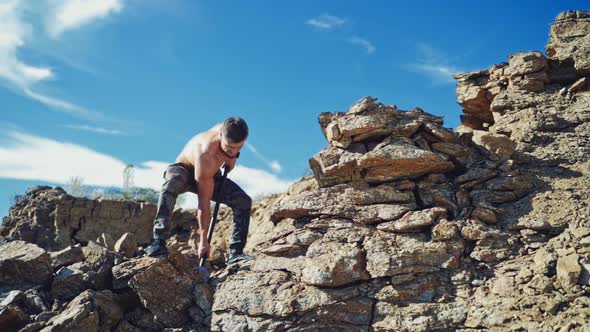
194;265;210;283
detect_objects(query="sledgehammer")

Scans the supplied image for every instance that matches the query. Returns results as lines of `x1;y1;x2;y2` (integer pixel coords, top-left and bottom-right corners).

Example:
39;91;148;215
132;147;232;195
195;164;228;282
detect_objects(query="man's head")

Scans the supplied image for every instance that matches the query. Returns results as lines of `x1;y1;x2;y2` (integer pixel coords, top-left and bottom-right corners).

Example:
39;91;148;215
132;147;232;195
219;117;248;158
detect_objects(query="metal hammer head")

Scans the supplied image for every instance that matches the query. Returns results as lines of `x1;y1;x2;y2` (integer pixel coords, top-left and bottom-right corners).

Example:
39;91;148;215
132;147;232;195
194;265;210;282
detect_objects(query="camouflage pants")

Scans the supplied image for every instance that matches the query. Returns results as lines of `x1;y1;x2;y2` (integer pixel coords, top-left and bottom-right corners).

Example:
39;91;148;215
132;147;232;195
153;162;252;252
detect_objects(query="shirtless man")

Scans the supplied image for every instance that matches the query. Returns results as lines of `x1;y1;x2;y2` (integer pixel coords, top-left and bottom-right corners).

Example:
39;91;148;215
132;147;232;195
145;117;254;264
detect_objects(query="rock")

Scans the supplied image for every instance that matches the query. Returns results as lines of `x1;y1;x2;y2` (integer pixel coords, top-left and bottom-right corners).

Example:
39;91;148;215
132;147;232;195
568;77;587;93
470;235;519;262
557;253;582;290
515;218;552;231
51;263;87;301
472;130;516;161
546;11;590;75
114;233;138;258
363;232;463;277
455;84;493;121
111;257;159;290
431;219;459;241
262;229;322;257
532;247;558;275
0;305;28;332
460;220;502;241
114;320;142;332
377;207;447;232
80;242;115;290
51;242;115;301
0;241;52;288
484;175;534;193
470;189;518;206
308;145;363;187
359;140;455;182
211;269;373;330
372;302;467;331
471;207;497;224
287;175;318;196
0;290;23;307
22;289;49;315
580;259;590;286
417;182;459;216
124;308;163;331
508;51;548;75
455;168;498;185
335;112;397;143
129;259;195;327
301;240;370;287
271;184;415;223
192;282;213;324
49;245;84;270
41;290;122;332
347;96;378;114
97;233;115;251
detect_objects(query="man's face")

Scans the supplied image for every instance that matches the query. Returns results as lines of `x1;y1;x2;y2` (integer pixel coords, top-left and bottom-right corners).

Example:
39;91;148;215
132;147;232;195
220;134;245;158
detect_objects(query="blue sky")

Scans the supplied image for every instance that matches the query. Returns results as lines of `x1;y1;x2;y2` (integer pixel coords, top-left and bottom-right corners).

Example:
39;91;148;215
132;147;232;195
0;0;587;219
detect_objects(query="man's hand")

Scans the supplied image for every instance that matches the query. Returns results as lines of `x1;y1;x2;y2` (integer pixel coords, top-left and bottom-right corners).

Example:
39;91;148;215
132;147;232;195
198;238;210;259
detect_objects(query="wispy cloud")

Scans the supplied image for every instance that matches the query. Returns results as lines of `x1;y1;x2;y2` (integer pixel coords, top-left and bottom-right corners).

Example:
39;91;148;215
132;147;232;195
305;14;346;30
45;0;124;39
64;124;128;136
245;143;283;173
306;14;376;55
407;43;462;84
349;36;375;54
0;130;292;205
0;0;122;119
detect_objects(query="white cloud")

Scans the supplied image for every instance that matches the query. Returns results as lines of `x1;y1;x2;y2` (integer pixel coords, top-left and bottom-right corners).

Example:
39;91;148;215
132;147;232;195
46;0;124;38
269;161;282;173
64;124;127;136
0;130;292;205
0;0;119;119
349;36;375;54
306;14;346;30
245;143;283;174
17;63;54;82
408;43;461;84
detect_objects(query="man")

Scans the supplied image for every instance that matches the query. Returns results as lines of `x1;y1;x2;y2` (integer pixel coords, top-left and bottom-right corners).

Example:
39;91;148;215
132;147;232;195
145;117;254;264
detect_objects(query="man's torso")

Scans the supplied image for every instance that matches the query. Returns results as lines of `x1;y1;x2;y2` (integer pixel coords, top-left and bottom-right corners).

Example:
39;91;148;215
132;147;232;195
175;124;227;178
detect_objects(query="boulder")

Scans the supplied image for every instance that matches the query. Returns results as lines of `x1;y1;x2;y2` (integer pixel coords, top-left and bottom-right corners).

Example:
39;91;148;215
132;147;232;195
0;241;52;288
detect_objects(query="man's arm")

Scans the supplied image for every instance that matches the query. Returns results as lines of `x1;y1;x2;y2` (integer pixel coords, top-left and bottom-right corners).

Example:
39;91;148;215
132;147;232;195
195;156;216;257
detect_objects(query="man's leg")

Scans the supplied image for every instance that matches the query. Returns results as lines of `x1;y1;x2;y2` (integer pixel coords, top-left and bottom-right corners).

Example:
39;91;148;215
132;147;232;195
212;173;253;262
147;163;192;256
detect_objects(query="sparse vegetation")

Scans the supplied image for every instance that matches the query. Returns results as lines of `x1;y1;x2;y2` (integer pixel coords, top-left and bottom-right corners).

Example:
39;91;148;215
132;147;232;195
66;176;86;197
122;164;135;199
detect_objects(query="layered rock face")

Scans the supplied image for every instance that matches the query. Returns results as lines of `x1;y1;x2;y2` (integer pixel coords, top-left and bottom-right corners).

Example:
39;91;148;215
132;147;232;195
208;11;590;331
209;98;535;330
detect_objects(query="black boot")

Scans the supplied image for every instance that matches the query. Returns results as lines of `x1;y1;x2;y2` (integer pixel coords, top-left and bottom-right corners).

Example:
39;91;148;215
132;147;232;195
226;248;254;264
146;238;168;257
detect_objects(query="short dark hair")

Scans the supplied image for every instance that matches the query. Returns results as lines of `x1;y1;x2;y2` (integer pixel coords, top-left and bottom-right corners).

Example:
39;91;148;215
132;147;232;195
221;117;249;143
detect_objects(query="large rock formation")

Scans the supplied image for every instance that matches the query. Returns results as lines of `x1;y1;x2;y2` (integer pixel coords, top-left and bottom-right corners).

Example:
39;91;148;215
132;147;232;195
1;9;590;332
1;186;156;251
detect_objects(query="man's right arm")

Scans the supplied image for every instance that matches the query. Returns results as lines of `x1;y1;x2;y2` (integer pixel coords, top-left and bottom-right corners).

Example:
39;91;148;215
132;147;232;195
196;157;215;244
